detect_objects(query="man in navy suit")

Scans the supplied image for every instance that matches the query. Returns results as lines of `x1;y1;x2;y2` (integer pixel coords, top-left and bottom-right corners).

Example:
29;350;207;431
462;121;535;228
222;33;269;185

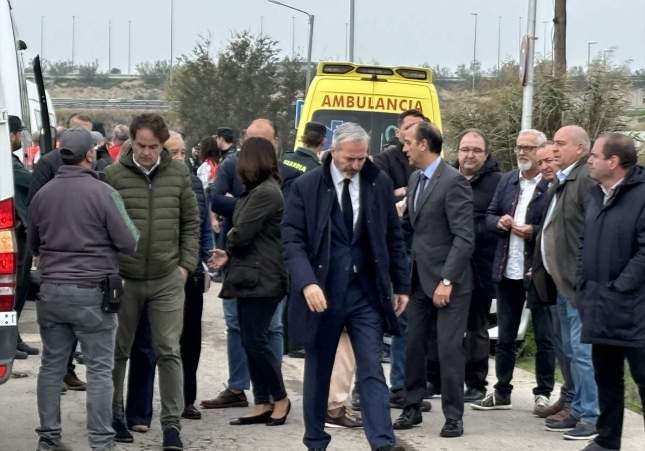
283;122;410;451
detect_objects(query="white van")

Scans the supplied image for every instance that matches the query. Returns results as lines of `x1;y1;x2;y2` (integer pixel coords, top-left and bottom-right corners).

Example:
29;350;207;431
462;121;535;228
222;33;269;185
0;69;18;385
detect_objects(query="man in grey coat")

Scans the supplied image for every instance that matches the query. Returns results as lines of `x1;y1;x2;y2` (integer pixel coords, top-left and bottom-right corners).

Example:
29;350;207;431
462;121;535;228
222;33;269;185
393;121;474;437
28;128;139;451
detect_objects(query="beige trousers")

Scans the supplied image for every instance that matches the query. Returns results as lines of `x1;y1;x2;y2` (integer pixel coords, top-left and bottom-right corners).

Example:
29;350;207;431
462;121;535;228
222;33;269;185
327;331;357;410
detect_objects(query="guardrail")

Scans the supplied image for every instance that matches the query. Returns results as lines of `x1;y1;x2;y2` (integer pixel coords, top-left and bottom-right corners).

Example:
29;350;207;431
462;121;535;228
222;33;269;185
52;98;171;110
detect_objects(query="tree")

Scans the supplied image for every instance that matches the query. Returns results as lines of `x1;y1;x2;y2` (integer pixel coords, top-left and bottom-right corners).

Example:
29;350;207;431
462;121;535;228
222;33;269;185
136;60;171;87
168;32;305;148
46;60;75;76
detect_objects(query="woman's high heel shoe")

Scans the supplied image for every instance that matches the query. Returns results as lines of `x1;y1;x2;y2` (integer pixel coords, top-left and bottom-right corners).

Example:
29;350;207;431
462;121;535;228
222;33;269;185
229;409;273;425
266;399;291;426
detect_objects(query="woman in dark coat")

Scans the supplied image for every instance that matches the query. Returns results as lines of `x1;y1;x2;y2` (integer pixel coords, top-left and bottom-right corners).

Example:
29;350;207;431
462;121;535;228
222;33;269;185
209;137;291;426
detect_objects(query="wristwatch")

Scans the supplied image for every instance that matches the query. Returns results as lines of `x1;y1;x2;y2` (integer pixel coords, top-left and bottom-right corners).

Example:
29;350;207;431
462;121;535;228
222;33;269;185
441;278;452;287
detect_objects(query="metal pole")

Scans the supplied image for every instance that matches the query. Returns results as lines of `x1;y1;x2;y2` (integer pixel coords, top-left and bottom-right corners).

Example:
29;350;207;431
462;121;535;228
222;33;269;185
471;13;478;91
260;16;264;36
128;20;132;74
349;0;355;62
587;41;597;68
108;19;112;71
306;14;314;90
542;20;549;59
497;16;502;75
170;0;174;69
72;15;76;67
291;16;295;58
519;16;522;61
521;0;537;129
345;23;348;60
40;16;44;59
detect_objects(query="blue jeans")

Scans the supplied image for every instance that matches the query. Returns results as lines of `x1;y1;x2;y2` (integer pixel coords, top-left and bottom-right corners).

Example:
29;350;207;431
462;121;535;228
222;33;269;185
556;295;599;424
389;312;407;392
222;297;284;391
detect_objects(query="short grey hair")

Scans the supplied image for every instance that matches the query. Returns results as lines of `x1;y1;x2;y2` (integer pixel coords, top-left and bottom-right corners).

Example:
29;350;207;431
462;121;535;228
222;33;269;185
518;129;547;147
332;122;369;150
112;124;129;143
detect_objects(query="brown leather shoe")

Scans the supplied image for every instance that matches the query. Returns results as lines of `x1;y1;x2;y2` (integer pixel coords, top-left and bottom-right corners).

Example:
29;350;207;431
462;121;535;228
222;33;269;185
63;369;87;391
200;388;248;409
325;406;363;428
546;404;571;422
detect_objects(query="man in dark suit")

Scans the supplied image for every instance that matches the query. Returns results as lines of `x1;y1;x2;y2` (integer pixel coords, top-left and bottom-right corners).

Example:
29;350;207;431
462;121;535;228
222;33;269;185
393;121;475;437
283;122;410;451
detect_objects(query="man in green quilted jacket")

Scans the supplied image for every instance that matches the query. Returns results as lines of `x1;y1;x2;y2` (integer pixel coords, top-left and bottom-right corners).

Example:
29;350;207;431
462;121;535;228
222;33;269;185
105;113;199;451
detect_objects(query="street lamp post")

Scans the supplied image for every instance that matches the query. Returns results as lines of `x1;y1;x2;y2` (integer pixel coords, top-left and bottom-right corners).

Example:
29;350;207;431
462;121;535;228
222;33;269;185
128;20;133;74
542;20;548;57
349;0;355;62
471;12;478;91
40;16;44;60
268;0;315;91
521;0;537;129
497;16;502;75
587;40;598;68
72;15;76;68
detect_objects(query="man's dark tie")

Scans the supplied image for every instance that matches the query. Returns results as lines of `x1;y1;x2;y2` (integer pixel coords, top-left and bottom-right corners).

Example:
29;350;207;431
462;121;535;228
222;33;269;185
342;178;354;239
414;173;428;211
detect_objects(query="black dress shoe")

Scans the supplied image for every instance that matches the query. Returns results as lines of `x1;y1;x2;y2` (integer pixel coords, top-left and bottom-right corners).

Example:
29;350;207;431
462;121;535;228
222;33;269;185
162;426;183;450
113;419;134;443
181;404;202;420
393;406;422;430
376;445;406;451
440;418;464;438
14;349;28;360
229;410;273;425
17;341;39;355
266;399;291;426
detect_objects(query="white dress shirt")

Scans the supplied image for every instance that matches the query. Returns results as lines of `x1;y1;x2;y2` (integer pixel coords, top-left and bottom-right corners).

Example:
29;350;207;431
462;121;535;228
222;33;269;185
133;155;161;177
504;172;542;280
330;160;360;228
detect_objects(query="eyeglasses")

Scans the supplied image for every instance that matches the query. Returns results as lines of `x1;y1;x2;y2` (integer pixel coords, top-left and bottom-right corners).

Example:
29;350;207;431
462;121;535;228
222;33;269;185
514;145;539;154
458;147;485;155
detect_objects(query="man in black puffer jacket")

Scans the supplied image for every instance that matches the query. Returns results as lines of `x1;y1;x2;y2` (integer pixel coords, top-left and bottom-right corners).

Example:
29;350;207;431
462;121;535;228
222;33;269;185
453;129;502;402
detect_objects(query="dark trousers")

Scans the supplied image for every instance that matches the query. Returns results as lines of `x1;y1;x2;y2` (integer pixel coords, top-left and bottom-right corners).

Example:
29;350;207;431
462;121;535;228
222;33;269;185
237;297;286;405
531;304;556;396
592;344;645;450
180;276;204;406
494;277;555;397
125;307;156;428
303;281;394;450
464;294;493;391
404;280;471;420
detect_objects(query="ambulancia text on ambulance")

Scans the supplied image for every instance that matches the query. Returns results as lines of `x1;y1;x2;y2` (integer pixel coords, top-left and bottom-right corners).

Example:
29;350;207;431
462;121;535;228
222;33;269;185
294;62;442;154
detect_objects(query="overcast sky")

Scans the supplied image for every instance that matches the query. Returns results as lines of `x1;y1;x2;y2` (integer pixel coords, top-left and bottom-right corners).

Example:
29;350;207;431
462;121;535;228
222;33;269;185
11;0;645;73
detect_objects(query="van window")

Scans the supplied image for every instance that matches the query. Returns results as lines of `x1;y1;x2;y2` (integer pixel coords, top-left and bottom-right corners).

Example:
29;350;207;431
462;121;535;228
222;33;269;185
312;110;399;154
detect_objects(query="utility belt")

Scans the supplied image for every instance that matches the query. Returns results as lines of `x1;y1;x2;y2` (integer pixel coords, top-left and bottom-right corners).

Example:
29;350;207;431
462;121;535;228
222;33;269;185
56;276;124;313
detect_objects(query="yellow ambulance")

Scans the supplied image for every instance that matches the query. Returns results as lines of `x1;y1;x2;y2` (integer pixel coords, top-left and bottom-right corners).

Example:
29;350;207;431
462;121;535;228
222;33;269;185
294;62;442;153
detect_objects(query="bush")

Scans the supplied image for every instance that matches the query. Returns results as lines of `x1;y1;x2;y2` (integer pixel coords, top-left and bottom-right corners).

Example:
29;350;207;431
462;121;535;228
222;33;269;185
136;60;171;87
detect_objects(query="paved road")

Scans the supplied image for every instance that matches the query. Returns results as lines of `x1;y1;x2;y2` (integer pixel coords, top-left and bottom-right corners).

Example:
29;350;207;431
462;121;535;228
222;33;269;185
3;286;643;451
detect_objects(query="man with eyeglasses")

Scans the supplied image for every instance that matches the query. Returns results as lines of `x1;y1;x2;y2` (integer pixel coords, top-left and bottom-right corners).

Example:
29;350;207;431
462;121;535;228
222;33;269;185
472;129;555;415
454;129;502;403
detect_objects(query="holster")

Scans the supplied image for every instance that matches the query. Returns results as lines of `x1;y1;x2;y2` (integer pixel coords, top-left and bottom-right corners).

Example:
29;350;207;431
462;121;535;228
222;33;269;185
101;274;124;313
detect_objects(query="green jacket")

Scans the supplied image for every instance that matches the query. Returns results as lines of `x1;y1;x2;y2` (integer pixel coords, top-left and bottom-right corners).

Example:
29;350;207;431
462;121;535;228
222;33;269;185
105;143;200;280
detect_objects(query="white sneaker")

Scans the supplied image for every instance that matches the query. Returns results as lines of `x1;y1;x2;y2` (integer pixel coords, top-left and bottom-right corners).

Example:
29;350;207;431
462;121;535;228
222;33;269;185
533;395;550;415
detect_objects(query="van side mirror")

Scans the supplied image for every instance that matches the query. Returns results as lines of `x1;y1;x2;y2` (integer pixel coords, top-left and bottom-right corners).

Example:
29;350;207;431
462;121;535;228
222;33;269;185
17;40;27;51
